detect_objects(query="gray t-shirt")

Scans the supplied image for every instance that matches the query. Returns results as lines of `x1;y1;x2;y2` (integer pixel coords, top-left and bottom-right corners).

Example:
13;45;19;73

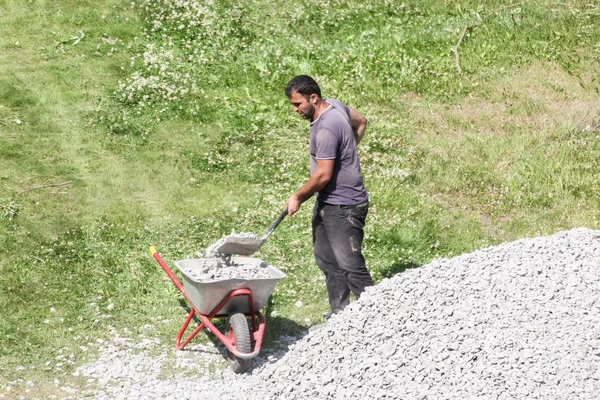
310;98;368;205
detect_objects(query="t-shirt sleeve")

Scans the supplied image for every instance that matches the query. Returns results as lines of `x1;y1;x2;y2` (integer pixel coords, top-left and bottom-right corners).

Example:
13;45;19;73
329;98;351;119
315;129;339;160
342;103;351;118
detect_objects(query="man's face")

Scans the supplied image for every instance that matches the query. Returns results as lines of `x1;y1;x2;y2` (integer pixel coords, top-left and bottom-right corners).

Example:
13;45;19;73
288;91;317;121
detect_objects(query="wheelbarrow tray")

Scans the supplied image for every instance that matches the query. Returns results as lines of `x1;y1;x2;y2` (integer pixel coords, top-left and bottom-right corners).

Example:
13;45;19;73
174;257;286;316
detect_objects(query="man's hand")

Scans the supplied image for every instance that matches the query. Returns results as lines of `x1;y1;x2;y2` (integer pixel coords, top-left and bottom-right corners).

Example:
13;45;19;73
285;195;303;217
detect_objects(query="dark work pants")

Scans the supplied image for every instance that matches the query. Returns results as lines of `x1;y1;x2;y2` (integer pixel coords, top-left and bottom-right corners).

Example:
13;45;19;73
312;200;374;313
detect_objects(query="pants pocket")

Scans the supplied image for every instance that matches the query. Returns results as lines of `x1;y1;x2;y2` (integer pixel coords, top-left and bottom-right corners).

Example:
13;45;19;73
340;202;368;220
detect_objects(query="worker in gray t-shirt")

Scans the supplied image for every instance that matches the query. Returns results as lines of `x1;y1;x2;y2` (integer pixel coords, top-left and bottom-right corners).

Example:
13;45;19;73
284;75;374;316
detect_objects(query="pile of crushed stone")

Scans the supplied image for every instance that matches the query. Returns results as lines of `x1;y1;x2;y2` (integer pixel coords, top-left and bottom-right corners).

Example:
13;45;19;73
74;228;600;399
178;256;271;282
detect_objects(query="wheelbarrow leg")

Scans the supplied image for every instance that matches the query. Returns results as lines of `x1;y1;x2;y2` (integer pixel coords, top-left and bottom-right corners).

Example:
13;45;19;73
176;309;206;350
174;290;252;351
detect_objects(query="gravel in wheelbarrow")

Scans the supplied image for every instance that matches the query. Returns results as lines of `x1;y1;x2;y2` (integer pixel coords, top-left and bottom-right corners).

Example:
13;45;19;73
174;257;286;317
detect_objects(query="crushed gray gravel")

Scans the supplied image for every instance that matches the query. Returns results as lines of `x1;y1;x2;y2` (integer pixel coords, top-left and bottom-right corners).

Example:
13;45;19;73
177;256;271;282
205;232;262;257
73;228;600;399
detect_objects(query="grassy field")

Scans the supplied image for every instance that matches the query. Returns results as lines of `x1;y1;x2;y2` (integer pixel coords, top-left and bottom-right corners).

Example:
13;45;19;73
1;0;599;396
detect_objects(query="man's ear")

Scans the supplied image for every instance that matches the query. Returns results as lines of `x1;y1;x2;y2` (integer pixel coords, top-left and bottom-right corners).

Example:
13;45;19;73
309;93;319;104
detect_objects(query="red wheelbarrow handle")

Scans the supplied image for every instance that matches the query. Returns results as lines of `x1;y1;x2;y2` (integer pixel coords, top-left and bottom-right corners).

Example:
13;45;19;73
150;246;186;294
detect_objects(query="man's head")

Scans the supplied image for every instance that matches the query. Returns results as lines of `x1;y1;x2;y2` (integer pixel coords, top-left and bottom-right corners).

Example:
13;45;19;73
285;75;322;121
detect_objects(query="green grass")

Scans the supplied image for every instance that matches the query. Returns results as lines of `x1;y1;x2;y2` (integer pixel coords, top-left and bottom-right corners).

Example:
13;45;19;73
1;0;600;396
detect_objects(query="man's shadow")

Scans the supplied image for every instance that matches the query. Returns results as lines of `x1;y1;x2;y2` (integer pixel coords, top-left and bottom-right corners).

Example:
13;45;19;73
377;259;422;280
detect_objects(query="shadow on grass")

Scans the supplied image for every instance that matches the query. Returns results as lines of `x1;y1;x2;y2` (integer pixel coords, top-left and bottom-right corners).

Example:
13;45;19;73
377;259;422;280
263;296;306;342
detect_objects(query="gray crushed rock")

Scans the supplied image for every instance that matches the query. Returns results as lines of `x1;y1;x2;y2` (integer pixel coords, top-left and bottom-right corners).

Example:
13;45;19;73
190;231;270;281
205;232;262;257
180;257;271;281
73;228;600;399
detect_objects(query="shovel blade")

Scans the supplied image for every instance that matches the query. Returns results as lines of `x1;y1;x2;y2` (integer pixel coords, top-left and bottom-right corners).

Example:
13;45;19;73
215;235;266;256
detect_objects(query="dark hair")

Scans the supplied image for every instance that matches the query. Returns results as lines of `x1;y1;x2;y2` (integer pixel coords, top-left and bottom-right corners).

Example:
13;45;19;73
285;75;321;98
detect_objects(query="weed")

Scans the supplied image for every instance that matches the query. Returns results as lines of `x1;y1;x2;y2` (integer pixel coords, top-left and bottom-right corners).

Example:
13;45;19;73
0;197;20;220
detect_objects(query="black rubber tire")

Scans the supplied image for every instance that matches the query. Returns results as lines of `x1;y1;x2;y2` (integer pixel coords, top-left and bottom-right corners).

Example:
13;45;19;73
226;312;252;373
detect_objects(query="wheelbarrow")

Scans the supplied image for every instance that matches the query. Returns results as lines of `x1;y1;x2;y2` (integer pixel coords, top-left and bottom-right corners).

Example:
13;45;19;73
149;247;286;373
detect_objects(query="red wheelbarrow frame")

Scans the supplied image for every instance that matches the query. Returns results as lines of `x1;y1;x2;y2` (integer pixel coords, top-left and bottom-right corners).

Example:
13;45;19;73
149;247;266;360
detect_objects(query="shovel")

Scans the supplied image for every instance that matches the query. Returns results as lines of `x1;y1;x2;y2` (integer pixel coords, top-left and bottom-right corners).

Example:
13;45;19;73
214;209;288;256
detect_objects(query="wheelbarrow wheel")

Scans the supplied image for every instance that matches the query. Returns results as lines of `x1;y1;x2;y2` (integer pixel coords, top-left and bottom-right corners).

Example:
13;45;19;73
226;312;252;373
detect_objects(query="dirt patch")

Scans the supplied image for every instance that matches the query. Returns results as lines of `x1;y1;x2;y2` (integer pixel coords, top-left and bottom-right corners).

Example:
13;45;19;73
399;61;600;238
405;61;600;140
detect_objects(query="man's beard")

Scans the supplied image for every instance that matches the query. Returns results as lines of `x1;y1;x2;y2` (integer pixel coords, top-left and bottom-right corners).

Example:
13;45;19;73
302;105;315;121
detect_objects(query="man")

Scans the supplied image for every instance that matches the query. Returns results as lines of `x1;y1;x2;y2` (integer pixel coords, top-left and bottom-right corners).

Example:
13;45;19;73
284;75;374;316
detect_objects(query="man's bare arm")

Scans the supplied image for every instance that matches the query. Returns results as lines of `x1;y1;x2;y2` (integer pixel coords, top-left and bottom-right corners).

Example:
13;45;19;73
349;108;367;145
286;159;334;216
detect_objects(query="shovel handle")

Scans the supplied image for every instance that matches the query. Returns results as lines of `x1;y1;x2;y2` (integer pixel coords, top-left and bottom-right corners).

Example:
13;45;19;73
263;208;288;239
